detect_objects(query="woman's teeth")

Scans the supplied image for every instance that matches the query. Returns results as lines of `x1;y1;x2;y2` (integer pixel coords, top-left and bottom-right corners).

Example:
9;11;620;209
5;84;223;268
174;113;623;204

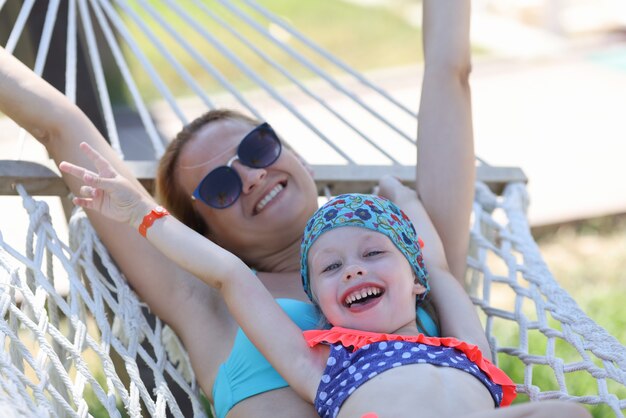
256;184;284;212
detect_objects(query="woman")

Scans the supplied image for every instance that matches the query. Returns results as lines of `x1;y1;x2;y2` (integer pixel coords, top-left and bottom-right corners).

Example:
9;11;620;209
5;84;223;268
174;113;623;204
0;1;479;417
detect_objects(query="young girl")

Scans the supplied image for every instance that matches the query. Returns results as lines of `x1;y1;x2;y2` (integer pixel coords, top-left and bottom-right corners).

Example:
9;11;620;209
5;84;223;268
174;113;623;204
297;192;517;417
59;143;592;418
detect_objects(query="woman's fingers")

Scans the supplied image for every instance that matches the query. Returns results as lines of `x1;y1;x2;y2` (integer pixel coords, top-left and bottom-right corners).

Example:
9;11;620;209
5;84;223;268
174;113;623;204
379;174;403;189
378;175;418;208
377;175;401;198
60;142;140;222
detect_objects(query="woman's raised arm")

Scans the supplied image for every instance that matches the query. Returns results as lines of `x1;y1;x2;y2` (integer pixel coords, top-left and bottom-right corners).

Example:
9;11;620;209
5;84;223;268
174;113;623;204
0;47;216;343
416;0;475;283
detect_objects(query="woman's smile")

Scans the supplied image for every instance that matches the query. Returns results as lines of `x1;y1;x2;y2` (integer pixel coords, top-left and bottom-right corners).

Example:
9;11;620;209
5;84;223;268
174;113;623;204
253;181;286;214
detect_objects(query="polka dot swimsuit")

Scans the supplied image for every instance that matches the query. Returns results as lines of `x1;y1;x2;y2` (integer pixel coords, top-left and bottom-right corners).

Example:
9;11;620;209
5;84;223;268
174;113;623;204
304;327;516;418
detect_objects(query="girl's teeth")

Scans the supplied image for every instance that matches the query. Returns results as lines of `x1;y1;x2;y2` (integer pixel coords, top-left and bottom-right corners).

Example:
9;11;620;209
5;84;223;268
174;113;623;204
345;287;381;306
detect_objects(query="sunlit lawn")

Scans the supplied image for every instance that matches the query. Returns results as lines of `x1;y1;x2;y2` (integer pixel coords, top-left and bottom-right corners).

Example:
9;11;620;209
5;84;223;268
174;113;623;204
535;215;626;348
111;0;422;102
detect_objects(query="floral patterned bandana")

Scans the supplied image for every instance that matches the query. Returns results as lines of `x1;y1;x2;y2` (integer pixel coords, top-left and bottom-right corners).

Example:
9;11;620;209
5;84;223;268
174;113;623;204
300;193;429;301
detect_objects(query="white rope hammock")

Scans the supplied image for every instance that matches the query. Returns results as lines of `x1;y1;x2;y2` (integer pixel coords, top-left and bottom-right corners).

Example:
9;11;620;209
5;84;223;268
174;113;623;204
0;185;202;418
2;181;626;417
1;0;625;417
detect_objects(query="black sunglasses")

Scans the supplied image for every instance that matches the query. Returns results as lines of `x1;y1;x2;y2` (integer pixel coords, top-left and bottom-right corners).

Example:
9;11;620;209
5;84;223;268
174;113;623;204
191;122;282;209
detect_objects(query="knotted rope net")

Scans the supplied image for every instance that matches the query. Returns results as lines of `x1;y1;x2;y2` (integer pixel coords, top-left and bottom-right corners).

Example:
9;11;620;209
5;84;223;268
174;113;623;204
0;181;625;417
469;182;626;416
0;185;205;418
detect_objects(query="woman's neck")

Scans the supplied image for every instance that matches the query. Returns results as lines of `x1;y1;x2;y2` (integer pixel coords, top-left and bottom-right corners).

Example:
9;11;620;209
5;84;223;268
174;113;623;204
250;235;302;273
250;239;311;300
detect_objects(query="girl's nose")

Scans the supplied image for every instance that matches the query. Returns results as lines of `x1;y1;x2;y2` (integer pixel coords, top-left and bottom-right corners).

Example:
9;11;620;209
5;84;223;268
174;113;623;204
344;264;365;281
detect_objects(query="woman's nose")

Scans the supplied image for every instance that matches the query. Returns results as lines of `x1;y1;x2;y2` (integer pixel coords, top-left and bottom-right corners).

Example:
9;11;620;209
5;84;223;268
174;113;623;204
235;162;267;194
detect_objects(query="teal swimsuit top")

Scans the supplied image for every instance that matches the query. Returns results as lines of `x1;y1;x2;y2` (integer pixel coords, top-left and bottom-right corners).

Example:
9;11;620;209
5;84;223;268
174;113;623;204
211;299;438;418
212;299;319;418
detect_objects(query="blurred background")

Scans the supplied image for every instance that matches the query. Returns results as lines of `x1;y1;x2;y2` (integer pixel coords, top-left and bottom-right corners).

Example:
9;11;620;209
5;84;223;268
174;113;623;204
1;1;626;415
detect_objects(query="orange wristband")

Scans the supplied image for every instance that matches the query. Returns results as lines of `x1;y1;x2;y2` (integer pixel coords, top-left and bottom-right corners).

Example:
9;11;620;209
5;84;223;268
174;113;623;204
138;206;169;237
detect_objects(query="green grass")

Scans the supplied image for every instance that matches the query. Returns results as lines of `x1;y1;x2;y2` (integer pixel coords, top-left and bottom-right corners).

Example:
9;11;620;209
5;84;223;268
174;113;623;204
108;0;422;102
493;309;626;417
83;370;129;418
535;214;626;344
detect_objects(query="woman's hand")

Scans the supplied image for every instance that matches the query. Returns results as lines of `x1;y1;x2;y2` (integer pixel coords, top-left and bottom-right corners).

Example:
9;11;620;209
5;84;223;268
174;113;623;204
377;174;449;268
59;142;153;229
376;175;418;207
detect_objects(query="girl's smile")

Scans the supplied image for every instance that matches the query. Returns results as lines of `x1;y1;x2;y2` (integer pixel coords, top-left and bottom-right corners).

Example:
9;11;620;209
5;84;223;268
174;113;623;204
342;284;384;309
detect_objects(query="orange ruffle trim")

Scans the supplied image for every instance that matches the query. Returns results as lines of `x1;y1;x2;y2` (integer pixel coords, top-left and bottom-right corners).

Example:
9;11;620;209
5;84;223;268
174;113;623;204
304;326;516;407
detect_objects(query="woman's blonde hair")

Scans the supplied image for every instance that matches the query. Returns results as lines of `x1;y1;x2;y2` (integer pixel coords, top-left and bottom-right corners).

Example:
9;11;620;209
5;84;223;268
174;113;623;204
156;109;259;236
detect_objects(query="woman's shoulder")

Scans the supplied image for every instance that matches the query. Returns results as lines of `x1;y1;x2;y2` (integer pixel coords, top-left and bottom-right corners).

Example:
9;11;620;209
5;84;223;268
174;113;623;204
274;298;320;329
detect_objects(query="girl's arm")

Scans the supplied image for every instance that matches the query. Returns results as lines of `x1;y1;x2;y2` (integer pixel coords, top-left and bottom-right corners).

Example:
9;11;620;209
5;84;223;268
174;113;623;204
416;0;475;283
378;176;491;360
59;144;325;401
